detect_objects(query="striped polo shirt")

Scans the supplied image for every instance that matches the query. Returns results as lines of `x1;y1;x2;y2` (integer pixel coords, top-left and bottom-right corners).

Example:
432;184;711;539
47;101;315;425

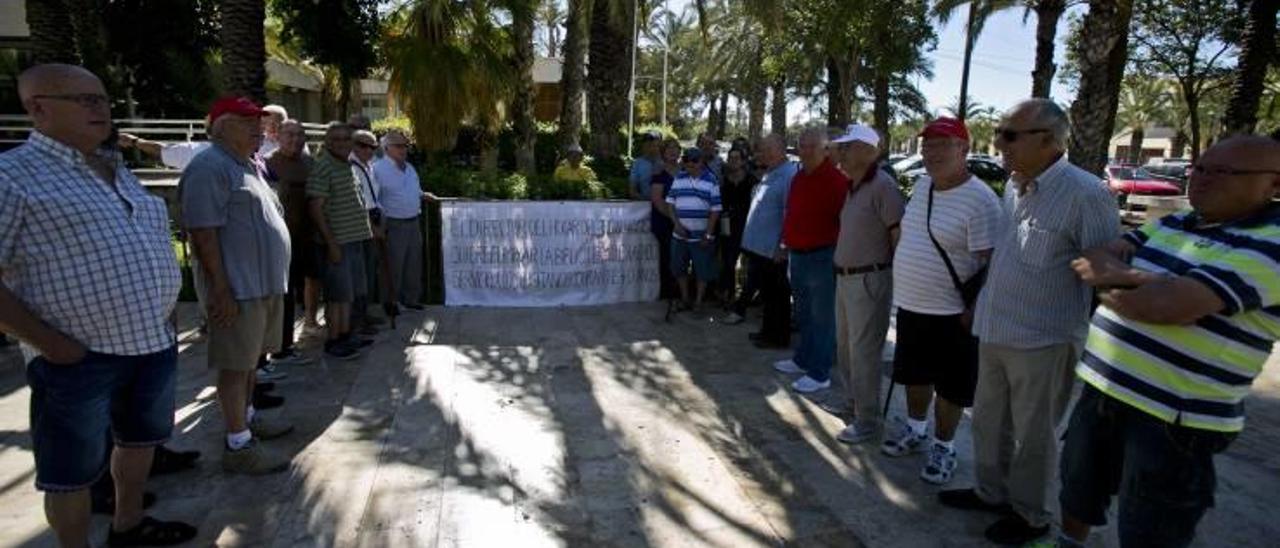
666;173;722;241
306;151;372;244
1078;204;1280;432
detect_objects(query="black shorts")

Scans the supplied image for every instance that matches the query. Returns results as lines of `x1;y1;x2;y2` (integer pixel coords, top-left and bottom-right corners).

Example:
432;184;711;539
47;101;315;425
891;307;979;407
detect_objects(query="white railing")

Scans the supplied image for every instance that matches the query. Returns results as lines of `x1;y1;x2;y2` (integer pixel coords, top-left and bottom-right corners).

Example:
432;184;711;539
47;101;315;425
0;114;328;147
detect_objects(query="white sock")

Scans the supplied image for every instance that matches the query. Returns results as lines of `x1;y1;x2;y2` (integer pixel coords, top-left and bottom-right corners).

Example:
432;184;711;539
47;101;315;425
933;437;954;451
906;418;928;436
246;405;256;424
226;429;252;450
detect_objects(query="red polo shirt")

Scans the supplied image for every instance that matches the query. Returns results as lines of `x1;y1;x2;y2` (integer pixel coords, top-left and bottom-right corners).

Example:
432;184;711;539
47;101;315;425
782;157;849;250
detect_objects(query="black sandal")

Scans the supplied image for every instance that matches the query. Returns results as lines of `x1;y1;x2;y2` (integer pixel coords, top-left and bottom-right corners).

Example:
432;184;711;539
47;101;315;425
107;516;197;547
91;491;157;515
151;446;201;476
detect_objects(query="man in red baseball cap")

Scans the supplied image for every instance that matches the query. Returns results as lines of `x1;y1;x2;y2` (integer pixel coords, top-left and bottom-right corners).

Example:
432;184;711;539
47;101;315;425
883;116;1004;486
180;95;296;475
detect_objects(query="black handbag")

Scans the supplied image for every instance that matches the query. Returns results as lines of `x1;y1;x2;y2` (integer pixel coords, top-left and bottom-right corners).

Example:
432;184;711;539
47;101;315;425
926;184;987;308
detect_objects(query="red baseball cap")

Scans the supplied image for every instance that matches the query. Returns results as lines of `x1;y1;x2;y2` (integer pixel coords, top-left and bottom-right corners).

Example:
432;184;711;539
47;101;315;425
919;117;970;142
207;96;266;125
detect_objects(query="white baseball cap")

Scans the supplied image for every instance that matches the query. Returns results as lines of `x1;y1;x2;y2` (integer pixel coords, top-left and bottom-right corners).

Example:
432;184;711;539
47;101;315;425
832;124;880;147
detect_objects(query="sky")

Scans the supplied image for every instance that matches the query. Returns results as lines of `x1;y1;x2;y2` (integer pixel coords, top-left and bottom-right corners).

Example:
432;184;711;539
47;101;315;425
656;0;1083;125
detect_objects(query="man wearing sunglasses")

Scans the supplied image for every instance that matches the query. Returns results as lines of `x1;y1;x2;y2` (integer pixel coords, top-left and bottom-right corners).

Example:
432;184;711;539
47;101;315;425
1050;136;1280;547
938;99;1120;545
1;63;198;547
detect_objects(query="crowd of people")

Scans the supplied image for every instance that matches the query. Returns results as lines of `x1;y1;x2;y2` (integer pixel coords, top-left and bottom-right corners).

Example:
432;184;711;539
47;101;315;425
1;61;1278;548
640;99;1279;547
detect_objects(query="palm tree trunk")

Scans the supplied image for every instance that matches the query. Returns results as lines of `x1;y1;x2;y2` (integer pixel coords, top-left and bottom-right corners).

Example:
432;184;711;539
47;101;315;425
1185;88;1203;161
220;0;268;103
1067;0;1134;176
958;4;978;122
826;56;853;128
587;0;634;159
26;0;78;64
1171;130;1188;158
747;80;767;141
513;9;538;175
1031;0;1066;98
559;0;591;149
1128;127;1144;164
1222;0;1278;135
873;71;891;149
770;76;787;136
68;0;108;81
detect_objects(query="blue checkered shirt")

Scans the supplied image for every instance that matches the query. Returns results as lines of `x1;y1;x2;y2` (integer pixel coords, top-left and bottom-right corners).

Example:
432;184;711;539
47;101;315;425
0;131;181;356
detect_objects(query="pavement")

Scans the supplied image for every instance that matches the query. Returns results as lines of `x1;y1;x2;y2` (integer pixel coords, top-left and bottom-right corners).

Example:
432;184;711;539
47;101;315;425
0;302;1277;547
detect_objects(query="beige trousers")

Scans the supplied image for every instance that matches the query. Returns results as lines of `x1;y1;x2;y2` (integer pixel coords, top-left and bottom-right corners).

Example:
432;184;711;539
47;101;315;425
835;270;893;431
972;341;1080;527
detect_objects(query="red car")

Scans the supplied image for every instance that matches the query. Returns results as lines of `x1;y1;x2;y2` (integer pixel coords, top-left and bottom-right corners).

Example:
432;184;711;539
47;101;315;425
1106;166;1183;197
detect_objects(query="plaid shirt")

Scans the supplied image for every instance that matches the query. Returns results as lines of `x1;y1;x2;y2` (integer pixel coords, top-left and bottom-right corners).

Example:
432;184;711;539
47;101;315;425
0;131;181;356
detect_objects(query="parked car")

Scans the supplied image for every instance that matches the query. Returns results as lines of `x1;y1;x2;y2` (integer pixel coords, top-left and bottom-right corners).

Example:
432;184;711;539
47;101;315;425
901;157;1009;186
1106;165;1183;200
1142;157;1192;186
892;154;923;174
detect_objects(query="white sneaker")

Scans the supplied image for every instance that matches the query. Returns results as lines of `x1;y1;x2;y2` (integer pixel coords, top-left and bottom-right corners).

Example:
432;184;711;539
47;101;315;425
920;441;958;485
881;417;929;457
773;359;803;374
790;375;831;393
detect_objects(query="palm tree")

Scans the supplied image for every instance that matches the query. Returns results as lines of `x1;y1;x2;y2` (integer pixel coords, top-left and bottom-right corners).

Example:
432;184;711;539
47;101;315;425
383;0;515;161
559;0;590;149
586;0;636;158
538;0;566;57
1117;75;1171;164
512;2;539;175
221;0;268;103
25;0;77;64
934;0;1018;122
1221;0;1278;135
1066;0;1133;176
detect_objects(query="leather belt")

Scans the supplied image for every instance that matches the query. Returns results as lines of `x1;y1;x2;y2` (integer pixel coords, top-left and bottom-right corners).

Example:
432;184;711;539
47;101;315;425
835;262;891;276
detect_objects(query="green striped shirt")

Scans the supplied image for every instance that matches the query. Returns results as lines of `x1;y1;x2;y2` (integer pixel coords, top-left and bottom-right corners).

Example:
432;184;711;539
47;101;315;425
307;151;371;244
1078;204;1280;432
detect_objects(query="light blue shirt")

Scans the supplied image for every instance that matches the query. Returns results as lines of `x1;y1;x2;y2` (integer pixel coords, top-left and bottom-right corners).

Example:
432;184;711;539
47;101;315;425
630;156;656;198
372;157;422;219
741;161;798;257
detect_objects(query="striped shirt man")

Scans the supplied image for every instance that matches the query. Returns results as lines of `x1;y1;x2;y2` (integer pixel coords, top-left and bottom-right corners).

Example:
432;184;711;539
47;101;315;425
666;173;723;241
893;176;1003;315
1078;205;1280;432
973;156;1121;346
307;150;372;244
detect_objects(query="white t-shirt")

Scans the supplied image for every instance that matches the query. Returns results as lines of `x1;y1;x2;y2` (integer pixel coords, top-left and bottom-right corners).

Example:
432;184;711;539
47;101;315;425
892;175;1003;315
160;141;212;171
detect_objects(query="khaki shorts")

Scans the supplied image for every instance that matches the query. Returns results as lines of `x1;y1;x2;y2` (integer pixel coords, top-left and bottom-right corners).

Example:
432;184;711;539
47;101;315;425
208;296;283;371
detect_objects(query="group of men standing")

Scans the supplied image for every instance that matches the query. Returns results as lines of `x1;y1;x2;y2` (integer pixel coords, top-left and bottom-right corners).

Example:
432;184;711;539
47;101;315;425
0;63;437;546
696;98;1280;547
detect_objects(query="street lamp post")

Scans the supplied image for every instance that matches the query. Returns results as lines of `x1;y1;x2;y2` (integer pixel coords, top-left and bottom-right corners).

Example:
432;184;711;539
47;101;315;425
627;0;639;158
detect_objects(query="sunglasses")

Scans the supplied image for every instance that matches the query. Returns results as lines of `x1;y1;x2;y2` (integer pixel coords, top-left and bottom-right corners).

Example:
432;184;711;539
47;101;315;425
996;127;1051;142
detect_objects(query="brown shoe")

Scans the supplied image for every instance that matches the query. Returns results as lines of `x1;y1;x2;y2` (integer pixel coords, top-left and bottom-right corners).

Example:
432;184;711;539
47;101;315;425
250;416;295;441
222;441;290;475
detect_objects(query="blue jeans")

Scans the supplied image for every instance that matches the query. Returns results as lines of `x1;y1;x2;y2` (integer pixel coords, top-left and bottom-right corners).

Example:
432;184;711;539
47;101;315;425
27;345;178;492
789;246;836;382
1060;385;1236;548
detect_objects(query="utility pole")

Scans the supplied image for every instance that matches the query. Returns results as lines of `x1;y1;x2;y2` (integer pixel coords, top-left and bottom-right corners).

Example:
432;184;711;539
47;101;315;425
627;0;639;157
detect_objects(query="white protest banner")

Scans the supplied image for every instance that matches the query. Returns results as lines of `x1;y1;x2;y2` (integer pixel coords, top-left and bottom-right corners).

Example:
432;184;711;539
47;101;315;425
441;201;660;307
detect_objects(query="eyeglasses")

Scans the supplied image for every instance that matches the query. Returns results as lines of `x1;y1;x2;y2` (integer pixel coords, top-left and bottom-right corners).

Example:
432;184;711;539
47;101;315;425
1190;164;1280;177
33;93;110;109
996;127;1051;142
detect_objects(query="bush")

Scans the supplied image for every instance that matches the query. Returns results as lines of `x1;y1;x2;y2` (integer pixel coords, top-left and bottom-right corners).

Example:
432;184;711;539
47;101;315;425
418;163;629;201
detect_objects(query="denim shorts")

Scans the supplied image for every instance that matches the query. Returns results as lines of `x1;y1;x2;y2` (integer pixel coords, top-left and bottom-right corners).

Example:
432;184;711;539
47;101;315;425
317;241;367;303
1059;384;1236;547
670;238;719;283
26;345;178;492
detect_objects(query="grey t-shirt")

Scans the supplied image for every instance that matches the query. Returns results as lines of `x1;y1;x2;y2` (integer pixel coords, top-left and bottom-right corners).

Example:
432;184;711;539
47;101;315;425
179;143;292;300
835;167;906;268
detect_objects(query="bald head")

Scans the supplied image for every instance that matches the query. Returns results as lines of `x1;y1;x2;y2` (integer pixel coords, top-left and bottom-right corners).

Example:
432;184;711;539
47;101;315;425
755;133;787;169
1188;135;1280;222
18;64;112;155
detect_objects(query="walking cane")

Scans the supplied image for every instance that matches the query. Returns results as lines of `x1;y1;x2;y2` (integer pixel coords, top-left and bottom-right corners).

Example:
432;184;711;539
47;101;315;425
376;229;399;329
883;379;895;418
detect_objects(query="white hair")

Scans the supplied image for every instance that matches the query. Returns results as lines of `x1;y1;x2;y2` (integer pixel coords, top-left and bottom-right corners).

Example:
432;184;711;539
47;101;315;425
1013;98;1069;148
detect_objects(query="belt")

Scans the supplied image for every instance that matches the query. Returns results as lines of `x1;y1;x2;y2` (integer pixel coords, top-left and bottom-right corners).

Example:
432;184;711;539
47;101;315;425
835;262;891;276
789;244;834;254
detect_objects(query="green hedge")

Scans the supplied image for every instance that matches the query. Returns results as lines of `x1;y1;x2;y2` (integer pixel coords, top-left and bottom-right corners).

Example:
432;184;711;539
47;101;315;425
418;165;629;201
